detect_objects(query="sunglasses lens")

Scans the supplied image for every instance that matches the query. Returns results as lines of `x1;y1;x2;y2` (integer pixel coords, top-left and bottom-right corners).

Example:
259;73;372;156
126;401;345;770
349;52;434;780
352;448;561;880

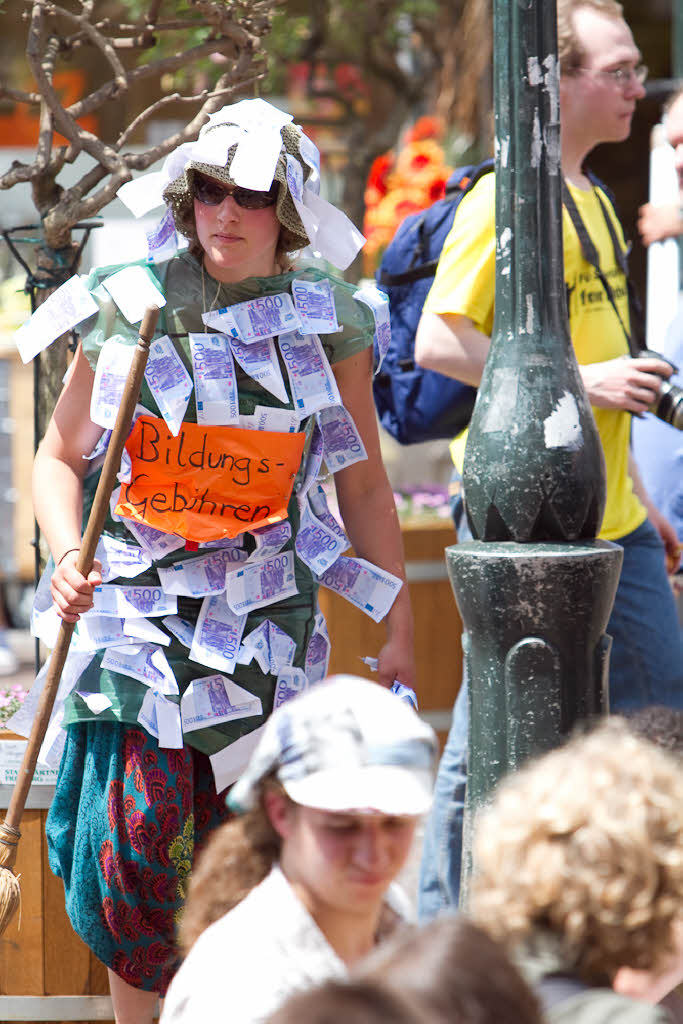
194;175;227;206
234;185;279;209
193;175;279;209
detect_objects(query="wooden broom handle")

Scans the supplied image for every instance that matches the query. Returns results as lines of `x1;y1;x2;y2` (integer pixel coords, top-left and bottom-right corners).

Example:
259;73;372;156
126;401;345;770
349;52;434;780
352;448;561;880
4;305;160;833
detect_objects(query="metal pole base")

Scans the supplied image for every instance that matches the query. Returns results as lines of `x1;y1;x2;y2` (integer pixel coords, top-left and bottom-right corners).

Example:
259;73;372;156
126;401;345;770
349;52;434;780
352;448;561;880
448;538;623;903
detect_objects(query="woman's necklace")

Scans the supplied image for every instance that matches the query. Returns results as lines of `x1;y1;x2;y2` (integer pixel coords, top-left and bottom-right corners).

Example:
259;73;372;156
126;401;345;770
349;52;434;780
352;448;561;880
201;260;222;314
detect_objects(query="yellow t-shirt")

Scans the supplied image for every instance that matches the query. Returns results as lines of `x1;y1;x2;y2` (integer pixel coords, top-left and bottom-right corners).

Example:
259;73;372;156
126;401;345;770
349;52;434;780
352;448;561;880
424;173;645;541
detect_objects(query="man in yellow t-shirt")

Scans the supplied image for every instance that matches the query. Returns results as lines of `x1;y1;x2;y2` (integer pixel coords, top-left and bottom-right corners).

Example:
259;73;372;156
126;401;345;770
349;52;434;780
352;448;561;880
414;0;683;919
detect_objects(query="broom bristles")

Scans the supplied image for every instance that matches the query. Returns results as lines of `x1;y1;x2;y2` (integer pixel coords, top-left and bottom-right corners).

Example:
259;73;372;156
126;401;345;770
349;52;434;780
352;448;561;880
0;865;21;935
0;821;22;934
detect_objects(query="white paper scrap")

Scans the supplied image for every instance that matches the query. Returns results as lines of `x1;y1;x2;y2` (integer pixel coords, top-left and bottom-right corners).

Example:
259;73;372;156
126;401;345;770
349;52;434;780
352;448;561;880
14;275;98;364
190;332;239;425
190;123;242;170
273;667;309;709
102;642;178;695
96;535;153;582
138;688;183;749
228;336;288;403
301;188;365;271
231;294;301;345
353;284;392;374
253;406;300;433
144;333;193;436
229;124;282;193
181;675;262;733
305;611;330;685
162;614;196;649
316;404;368;472
89;583;177;618
117;171;166;218
123;616;171;647
225;551;298;615
278;331;341;416
295;500;348;576
101;265;166;325
76;691;114;715
7;651;95;768
146;207;178;264
158;550;232;598
189;594;247;674
205;98;293;133
292;277;340;335
209;724;266;792
318;556;403;623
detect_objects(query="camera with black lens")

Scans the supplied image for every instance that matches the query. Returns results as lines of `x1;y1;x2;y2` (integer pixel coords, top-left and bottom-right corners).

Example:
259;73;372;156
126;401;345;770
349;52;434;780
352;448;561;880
635;349;683;431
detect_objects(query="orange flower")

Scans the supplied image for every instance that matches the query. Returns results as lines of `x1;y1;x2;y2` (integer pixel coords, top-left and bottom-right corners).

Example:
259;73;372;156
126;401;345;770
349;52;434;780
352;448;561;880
395;140;446;180
366;153;394;199
362;118;453;273
427;173;450;203
404;115;444;144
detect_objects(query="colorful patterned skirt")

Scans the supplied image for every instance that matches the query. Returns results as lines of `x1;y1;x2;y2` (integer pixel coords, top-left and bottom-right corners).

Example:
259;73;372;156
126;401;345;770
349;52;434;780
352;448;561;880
46;721;230;994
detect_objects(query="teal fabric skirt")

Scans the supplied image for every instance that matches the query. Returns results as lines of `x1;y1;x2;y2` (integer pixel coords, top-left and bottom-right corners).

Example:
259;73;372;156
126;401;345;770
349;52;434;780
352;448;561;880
46;721;230;994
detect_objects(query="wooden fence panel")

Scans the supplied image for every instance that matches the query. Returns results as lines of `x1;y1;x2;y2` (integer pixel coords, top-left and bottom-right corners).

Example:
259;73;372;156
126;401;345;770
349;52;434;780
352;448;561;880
319;520;463;742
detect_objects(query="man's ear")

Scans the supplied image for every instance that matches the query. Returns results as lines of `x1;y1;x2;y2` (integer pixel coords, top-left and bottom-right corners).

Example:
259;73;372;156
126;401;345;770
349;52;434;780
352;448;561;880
263;787;296;840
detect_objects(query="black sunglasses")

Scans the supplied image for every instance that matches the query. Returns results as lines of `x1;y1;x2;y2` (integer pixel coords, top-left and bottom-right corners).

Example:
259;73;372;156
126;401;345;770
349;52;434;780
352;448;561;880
193;173;279;209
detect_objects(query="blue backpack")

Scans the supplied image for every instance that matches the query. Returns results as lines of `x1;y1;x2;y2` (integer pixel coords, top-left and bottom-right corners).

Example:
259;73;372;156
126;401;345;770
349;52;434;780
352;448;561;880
373;159;494;445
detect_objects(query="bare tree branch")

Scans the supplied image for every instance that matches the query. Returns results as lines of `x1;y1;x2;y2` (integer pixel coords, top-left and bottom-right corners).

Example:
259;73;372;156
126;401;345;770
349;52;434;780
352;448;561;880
0;85;42;105
115;80;258;150
48;2;129;95
2;0;275;253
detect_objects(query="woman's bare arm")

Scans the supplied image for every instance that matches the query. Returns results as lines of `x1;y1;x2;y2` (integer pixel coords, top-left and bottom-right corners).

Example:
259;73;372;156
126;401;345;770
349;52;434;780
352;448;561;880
33;344;105;621
332;347;416;690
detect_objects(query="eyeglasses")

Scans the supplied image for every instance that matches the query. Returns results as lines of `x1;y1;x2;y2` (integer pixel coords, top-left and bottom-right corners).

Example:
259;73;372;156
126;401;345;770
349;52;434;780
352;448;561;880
576;64;648;87
193;173;279;209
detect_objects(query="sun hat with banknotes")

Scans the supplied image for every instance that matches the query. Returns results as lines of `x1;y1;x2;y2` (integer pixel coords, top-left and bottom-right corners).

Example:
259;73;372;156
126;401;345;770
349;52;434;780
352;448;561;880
163;99;311;254
227;675;438;817
116;97;365;270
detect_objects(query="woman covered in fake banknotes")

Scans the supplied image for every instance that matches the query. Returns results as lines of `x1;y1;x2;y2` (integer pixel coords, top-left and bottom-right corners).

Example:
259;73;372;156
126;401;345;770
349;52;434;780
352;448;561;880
30;99;415;1024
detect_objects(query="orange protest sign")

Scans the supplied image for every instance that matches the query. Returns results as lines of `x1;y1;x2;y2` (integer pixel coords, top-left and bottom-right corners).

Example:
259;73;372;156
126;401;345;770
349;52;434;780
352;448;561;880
115;416;306;541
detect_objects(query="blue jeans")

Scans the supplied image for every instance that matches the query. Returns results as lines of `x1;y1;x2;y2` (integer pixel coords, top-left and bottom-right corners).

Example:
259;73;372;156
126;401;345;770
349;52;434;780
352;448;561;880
418;517;683;919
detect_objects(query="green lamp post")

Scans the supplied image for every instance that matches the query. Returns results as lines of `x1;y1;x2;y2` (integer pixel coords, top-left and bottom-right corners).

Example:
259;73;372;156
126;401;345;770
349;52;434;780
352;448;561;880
452;0;624;900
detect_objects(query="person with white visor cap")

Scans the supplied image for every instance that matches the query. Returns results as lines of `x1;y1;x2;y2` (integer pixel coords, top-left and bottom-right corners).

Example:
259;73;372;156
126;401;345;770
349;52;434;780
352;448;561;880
161;675;437;1024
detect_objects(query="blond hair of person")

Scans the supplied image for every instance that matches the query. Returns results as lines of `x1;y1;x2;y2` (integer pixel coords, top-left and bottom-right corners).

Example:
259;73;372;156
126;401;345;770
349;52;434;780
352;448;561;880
470;719;683;983
557;0;624;71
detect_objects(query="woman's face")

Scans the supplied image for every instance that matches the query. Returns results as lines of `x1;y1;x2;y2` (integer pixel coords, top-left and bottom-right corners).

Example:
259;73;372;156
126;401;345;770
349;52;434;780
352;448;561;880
269;794;418;917
193;175;281;283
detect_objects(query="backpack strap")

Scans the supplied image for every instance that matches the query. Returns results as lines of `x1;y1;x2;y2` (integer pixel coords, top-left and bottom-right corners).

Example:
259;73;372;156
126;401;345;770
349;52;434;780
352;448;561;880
378;160;495;289
561;178;641;357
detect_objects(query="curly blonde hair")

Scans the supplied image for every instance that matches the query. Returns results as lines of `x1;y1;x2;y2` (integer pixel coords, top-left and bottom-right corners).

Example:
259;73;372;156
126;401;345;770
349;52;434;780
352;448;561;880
557;0;624;72
470;719;683;983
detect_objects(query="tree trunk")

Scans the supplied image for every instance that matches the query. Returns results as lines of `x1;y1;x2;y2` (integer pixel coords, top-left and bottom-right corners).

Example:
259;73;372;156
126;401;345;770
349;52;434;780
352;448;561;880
32;240;81;443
